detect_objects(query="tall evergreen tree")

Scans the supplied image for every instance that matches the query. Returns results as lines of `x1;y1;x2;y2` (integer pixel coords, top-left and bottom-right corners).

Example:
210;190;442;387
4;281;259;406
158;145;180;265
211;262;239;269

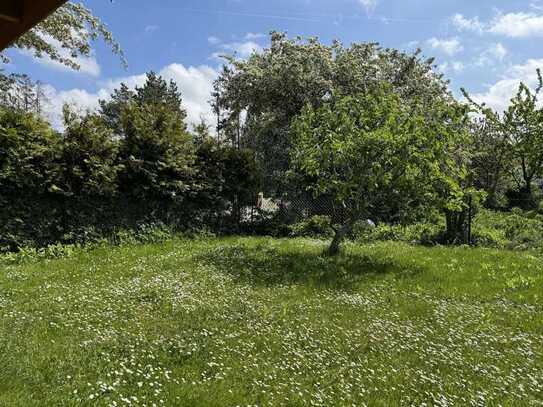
98;73;195;221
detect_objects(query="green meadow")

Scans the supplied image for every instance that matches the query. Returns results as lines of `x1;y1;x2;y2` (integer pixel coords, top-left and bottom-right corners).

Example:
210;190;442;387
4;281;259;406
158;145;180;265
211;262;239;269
1;238;541;406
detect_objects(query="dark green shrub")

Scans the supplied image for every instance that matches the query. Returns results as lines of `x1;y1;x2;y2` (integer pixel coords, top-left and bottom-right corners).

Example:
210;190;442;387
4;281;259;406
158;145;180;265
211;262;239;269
363;224;404;242
471;227;507;248
192;140;260;232
473;209;543;250
289;216;334;238
249;212;291;237
404;223;443;245
0;74;263;251
351;219;376;239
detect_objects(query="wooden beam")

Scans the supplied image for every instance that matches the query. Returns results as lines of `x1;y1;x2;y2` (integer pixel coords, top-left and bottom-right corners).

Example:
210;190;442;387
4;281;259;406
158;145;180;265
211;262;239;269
0;0;68;51
0;0;22;23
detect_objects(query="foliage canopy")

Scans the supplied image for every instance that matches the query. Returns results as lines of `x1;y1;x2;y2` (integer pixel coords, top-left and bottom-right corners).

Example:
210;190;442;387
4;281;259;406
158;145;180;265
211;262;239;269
291;86;471;254
1;2;125;70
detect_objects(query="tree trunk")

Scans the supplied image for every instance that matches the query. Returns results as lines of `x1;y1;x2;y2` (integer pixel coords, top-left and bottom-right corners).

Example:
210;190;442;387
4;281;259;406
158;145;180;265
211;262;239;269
524;179;535;209
444;210;469;245
326;223;353;256
526;181;532;196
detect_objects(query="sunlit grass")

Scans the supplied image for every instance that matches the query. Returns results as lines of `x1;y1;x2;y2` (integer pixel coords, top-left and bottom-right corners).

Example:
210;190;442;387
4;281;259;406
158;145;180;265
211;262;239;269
1;238;542;406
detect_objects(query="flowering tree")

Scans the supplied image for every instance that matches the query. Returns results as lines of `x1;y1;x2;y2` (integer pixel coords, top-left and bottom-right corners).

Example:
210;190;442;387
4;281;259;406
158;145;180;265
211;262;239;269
1;2;125;70
214;33;452;195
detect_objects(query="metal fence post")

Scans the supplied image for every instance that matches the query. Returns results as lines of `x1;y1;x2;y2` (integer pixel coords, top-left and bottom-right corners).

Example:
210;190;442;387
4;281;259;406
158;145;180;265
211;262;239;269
467;194;473;246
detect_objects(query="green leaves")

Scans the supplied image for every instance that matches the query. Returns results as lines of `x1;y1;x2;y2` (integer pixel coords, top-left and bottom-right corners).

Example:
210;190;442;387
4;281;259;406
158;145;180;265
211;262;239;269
0;72;202;248
0;107;60;192
3;3;126;71
291;88;470;224
60;113;121;197
465;70;543;208
213;33;453;195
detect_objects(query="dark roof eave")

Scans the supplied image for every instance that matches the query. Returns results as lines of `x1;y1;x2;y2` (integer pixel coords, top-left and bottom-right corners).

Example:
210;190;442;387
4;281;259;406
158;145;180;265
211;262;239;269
0;0;68;51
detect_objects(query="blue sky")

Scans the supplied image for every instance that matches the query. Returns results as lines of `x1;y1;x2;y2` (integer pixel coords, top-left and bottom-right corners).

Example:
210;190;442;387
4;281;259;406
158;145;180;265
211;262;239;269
4;0;543;127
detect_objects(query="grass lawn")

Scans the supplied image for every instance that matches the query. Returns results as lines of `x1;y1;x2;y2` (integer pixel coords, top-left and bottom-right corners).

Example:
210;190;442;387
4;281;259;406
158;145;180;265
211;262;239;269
0;237;542;406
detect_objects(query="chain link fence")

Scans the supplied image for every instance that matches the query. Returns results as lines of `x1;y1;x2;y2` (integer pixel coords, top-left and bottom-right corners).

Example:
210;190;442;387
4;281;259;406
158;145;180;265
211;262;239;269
241;192;351;226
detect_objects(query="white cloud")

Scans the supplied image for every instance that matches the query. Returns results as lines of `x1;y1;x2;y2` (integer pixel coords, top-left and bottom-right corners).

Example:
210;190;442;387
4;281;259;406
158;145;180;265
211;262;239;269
468;59;543;113
212;41;263;60
42;86;107;129
43;64;218;130
469;78;523;114
426;37;463;56
50;55;100;76
405;40;420;50
159;64;218;126
208;36;221;45
532;1;543;12
438;61;465;74
208;32;267;61
244;32;266;40
224;41;263;58
359;0;378;13
452;61;465;72
474;43;508;67
489;43;508;60
450;14;484;34
19;49;101;77
508;58;543;80
452;11;543;38
489;12;543;38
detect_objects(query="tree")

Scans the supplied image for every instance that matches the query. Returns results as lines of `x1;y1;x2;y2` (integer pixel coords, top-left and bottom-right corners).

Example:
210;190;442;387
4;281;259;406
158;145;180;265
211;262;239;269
0;106;60;192
214;32;452;196
463;70;543;208
59;109;121;198
0;72;48;115
0;107;62;249
114;99;194;225
470;118;511;208
0;71;203;246
99;72;186;137
192;118;213;146
193;139;259;229
1;2;125;71
96;73;196;223
98;73;194;217
99;83;134;135
505;82;543;206
291;88;470;255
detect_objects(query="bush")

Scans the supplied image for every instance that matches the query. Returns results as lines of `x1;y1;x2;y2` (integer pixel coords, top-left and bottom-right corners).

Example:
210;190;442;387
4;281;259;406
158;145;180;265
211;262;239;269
474;209;543;250
361;224;404;242
470;227;507;248
348;210;543;250
351;219;376;239
288;216;334;238
0;224;178;265
354;222;442;245
404;223;443;245
0;76;261;252
254;219;291;238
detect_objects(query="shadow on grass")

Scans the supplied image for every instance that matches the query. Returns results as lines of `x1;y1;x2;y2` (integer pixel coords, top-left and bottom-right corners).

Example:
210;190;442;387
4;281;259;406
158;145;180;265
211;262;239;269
196;242;424;289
